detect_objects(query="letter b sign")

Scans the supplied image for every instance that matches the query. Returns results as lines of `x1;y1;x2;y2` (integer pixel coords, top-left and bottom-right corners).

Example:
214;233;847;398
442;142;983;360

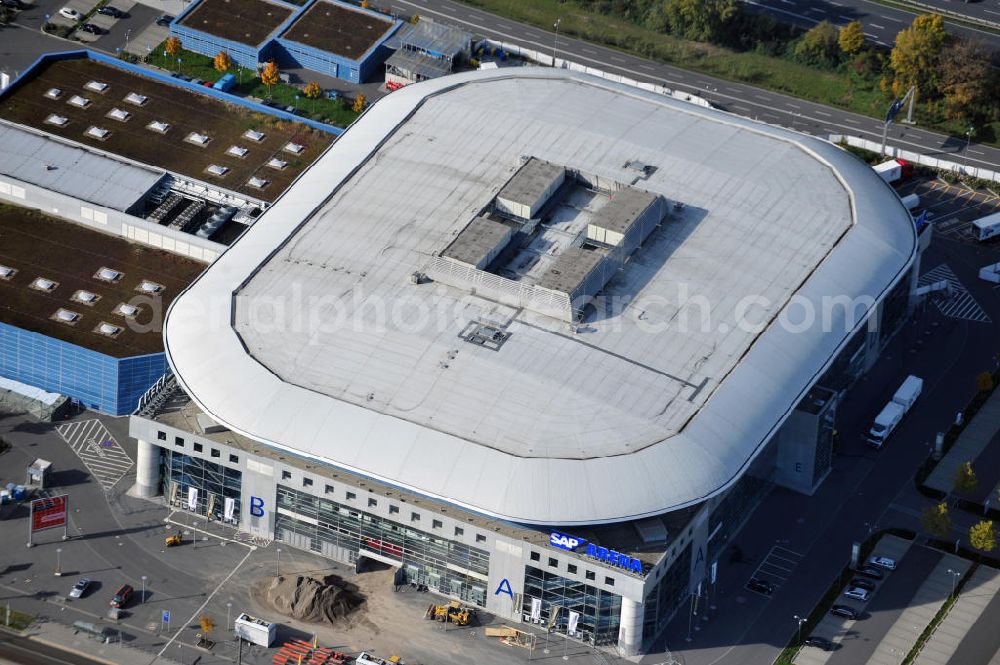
249;496;265;518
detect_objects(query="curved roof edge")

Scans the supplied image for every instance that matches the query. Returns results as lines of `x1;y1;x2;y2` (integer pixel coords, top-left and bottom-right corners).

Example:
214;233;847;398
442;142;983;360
163;68;918;526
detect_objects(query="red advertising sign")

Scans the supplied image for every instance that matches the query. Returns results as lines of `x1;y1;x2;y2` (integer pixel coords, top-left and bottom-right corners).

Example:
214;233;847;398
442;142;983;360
31;495;68;533
364;537;403;559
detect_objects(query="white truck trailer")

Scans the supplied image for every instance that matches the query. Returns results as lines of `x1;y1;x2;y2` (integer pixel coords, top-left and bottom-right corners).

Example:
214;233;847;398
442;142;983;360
972;211;1000;242
866;375;923;449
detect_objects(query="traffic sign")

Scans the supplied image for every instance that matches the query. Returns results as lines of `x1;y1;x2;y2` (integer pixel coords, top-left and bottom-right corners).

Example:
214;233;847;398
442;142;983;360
162;610;170;623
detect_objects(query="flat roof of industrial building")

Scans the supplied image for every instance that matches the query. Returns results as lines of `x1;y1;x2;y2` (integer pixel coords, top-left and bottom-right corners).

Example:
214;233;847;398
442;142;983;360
164;69;917;525
179;0;294;46
497;157;564;210
0;57;333;202
0;122;164;212
0;204;203;358
442;216;511;267
280;1;394;58
594;187;659;234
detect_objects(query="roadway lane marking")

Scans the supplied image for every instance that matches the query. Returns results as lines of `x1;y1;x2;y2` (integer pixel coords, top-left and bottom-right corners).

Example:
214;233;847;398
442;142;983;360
753;94;770;101
870;23;885;29
919;264;991;323
57;418;134;491
881;15;902;23
786;103;801;109
845;118;860;124
815;110;831;117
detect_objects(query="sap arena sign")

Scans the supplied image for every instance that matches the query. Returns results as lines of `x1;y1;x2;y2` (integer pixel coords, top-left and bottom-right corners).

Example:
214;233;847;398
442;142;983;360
586;544;644;574
550;531;586;551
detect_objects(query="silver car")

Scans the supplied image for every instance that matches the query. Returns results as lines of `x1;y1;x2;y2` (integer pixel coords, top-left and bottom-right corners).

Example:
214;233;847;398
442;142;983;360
867;555;897;570
844;586;870;601
69;578;91;598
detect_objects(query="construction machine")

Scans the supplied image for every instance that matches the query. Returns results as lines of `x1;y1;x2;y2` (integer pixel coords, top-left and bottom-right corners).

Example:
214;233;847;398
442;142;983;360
423;600;477;626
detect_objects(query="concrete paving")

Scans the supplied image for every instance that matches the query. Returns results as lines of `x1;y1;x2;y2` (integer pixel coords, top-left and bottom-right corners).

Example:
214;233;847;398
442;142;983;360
925;389;1000;495
914;565;1000;665
864;553;969;665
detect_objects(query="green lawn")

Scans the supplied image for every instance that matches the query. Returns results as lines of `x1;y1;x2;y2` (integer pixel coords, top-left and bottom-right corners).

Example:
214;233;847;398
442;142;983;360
458;0;999;147
144;45;359;128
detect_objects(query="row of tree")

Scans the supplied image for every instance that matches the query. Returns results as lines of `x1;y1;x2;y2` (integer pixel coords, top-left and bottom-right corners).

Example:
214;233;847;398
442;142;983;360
920;461;997;555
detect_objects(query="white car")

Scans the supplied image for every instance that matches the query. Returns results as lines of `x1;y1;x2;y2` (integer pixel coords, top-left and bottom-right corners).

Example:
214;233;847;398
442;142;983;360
867;555;897;571
58;6;81;19
844;587;870;601
68;577;91;598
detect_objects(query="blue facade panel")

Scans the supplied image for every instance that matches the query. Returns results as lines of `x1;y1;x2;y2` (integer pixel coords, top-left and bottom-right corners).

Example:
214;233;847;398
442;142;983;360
168;24;261;70
0;322;166;416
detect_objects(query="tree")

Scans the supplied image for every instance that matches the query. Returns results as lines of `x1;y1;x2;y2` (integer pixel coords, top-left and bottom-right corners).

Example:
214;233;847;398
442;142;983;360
199;615;216;636
213;51;231;74
165;36;182;58
361;0;369;7
977;371;995;393
920;502;952;537
260;61;280;100
352;94;366;113
303;81;322;100
953;461;979;496
794;21;841;68
839;20;865;55
938;40;995;121
409;12;419;24
660;0;738;43
889;14;947;98
970;520;996;554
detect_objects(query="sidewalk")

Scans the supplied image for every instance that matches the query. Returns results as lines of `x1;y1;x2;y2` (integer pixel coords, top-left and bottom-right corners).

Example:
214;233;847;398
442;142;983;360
925;389;1000;495
864;553;969;665
913;565;1000;665
3;617;184;665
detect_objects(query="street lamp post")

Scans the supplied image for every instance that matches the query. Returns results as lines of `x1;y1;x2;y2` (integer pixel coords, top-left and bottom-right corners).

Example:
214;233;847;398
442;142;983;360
276;548;281;577
141;575;147;604
947;569;961;597
227;602;232;632
124;29;131;55
963;126;975;174
794;615;805;644
55;548;62;577
552;18;561;68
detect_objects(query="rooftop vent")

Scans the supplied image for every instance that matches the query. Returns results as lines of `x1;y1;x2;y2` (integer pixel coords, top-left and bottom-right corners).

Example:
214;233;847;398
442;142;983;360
114;303;139;317
267;158;287;170
186;132;210;146
206;164;229;177
95;267;122;282
243;129;265;142
0;265;17;280
71;290;99;304
283;142;304;155
44;114;69;127
85;126;111;140
84;81;109;94
67;95;91;108
226;145;249;158
107;107;131;122
124;92;148;106
146;120;170;134
138;280;163;293
95;322;123;337
45;88;63;99
53;308;80;324
30;277;57;292
247;176;269;189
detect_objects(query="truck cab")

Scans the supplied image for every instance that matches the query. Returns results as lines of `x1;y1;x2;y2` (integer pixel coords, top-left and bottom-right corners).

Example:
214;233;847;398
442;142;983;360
866;401;905;449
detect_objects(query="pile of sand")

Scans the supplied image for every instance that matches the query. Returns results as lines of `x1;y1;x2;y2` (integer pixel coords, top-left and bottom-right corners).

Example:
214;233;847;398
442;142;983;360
260;574;365;625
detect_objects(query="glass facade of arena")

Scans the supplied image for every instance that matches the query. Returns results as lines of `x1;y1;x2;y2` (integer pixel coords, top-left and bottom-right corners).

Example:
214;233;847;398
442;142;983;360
521;565;623;646
274;485;490;607
642;544;691;640
162;450;242;522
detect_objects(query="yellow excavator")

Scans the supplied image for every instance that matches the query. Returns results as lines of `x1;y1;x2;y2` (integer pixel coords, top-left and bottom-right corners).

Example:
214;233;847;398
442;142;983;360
424;600;477;626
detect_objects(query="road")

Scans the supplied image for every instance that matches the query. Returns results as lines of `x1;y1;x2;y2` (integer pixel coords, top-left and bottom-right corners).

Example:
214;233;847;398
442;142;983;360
387;0;1000;172
740;0;1000;49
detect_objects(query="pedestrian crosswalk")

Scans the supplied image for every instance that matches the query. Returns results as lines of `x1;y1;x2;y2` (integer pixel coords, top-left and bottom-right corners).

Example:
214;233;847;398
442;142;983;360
918;264;991;323
56;419;133;491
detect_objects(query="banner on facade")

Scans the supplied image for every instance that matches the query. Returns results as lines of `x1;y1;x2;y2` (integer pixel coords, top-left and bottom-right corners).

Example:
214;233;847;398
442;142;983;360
187;487;198;511
224;497;236;521
567;611;580;635
530;598;541;622
710;560;718;585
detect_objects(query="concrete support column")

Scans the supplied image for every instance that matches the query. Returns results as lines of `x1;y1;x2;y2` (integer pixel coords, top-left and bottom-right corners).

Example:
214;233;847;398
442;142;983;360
135;438;161;498
617;596;644;657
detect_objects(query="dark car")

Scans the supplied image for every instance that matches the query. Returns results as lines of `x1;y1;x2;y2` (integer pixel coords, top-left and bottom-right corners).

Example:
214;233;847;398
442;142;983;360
851;578;876;592
155;14;173;26
855;565;885;580
96;5;123;16
804;636;834;651
110;584;133;608
830;604;860;620
746;578;775;595
79;22;101;34
1;0;25;9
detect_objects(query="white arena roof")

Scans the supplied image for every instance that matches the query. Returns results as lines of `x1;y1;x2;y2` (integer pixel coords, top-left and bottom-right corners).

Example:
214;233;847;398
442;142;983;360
165;69;917;526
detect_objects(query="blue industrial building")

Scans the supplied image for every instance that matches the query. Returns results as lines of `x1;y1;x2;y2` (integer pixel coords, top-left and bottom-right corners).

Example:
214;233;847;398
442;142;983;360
0;322;167;415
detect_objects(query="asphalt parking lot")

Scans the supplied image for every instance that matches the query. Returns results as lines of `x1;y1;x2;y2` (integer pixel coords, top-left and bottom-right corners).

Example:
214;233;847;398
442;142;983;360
898;176;1000;244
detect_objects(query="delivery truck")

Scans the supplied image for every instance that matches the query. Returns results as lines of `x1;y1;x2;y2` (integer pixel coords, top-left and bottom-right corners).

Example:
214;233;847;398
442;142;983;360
233;613;276;647
866;375;922;449
872;159;913;185
972;211;1000;242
